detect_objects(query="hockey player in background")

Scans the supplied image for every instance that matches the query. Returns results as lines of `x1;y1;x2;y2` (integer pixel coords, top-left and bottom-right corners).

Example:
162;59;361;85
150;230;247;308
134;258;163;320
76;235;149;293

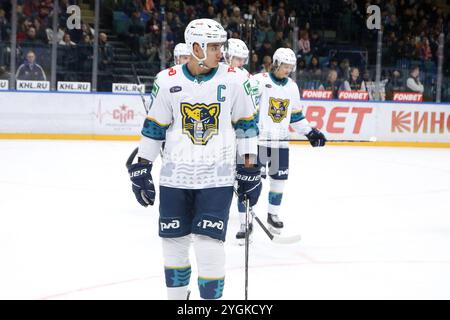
222;38;263;242
127;19;261;300
173;42;191;65
251;48;326;234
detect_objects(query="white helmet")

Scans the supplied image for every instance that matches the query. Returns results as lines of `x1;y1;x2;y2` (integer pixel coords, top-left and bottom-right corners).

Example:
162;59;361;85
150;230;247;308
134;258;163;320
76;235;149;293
184;18;227;67
223;38;249;65
272;48;297;72
173;43;190;65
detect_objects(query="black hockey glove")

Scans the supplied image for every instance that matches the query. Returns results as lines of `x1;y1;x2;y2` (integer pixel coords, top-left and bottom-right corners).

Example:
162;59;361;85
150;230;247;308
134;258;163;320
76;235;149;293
128;162;155;207
306;128;326;147
236;164;262;207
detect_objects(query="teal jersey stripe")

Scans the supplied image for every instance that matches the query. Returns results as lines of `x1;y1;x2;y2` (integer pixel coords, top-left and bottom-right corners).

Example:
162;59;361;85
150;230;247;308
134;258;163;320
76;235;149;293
290;110;305;123
142;118;170;140
233;116;259;138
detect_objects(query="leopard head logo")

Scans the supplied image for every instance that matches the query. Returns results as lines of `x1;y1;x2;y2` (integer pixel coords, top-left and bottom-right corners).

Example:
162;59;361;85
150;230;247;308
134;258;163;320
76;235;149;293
181;103;220;145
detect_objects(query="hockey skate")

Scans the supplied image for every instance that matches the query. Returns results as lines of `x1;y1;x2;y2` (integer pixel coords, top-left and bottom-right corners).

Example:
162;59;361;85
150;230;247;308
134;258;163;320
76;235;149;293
267;213;283;234
236;222;253;246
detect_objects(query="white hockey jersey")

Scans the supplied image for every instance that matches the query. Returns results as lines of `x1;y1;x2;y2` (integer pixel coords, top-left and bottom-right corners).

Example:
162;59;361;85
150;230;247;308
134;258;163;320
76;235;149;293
137;63;258;189
253;72;311;148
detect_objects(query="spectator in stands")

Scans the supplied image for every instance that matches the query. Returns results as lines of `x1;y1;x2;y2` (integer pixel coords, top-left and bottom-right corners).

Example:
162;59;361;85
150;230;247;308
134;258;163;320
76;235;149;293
228;6;243;33
128;10;145;55
271;7;287;34
256;39;274;65
326;57;339;72
406;66;424;93
338;58;350;81
220;8;230;30
78;34;93;79
342;67;366;91
0;65;10;80
307;55;322;80
0;8;9;42
296;57;307;78
124;0;143;17
22;26;44;46
16;50;46;81
81;23;95;41
260;55;272;73
319;70;340;99
59;33;76;46
98;33;114;71
0;8;9;68
249;52;259;73
298;30;311;56
385;70;404;100
418;37;432;61
205;5;216;20
272;31;287;49
32;18;49;44
256;9;271;34
309;31;325;57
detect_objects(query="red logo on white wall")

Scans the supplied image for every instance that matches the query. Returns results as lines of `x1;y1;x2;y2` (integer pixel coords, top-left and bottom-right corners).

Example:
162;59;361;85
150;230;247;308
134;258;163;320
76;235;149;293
305;105;373;134
391;111;450;133
113;105;134;123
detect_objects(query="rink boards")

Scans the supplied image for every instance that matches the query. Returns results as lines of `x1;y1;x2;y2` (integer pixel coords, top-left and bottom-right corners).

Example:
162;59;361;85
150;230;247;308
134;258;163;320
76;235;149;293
0;91;449;146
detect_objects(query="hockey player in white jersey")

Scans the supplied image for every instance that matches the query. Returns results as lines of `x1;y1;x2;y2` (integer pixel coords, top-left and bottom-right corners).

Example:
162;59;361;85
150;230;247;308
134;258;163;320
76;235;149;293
173;42;191;65
250;47;326;233
222;38;262;98
222;38;262;242
127;19;261;300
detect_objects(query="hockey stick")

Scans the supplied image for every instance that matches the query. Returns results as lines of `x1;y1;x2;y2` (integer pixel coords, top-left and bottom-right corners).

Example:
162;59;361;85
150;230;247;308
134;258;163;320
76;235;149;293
125;65;154;169
234;189;302;244
244;197;250;301
259;138;375;143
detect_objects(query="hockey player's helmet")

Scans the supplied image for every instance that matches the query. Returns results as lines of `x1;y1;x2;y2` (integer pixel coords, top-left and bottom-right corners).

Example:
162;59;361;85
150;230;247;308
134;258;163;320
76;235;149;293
223;38;249;65
184;19;227;65
173;43;190;65
272;48;297;72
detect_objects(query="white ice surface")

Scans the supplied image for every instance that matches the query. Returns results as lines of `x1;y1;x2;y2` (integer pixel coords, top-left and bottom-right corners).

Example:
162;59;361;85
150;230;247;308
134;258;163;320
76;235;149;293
1;140;450;299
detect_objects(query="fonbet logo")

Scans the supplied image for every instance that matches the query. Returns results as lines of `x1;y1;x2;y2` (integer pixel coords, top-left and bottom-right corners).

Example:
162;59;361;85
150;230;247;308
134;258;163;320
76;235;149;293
113;105;134;123
393;92;423;102
160;219;180;230
302;90;333;100
338;91;369;101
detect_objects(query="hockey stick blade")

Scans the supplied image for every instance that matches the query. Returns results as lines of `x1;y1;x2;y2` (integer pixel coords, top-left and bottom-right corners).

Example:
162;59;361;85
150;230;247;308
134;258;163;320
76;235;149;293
251;210;301;244
271;233;302;244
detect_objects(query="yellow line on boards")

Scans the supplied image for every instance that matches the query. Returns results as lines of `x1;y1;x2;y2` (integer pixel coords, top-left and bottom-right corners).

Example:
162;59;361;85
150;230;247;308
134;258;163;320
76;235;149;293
0;134;449;148
0;133;141;141
289;141;450;148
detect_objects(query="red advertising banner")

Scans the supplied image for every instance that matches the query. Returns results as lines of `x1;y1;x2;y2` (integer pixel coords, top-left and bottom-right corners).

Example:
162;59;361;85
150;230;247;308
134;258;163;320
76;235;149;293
392;92;423;102
338;91;369;101
302;90;333;100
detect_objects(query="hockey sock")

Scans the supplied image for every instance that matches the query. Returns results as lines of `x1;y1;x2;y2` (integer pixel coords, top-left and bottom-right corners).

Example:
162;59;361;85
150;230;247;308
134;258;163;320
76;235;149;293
162;235;192;300
268;178;286;216
193;234;225;299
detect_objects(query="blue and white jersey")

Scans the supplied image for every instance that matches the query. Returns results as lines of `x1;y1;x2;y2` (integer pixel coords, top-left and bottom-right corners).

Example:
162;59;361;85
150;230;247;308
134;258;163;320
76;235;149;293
253;72;311;148
137;63;258;189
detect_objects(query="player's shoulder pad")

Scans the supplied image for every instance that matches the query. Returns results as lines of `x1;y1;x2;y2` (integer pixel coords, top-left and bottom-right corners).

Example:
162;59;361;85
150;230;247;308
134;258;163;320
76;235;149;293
252;72;267;82
221;64;251;84
154;65;183;86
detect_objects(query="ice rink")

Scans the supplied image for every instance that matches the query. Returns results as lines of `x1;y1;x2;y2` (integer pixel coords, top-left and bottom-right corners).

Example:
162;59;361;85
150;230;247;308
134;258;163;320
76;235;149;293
1;139;450;300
